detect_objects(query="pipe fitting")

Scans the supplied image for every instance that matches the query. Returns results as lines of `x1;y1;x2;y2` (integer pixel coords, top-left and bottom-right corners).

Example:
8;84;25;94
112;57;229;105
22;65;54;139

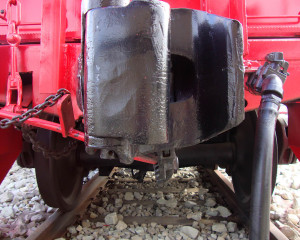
261;74;283;98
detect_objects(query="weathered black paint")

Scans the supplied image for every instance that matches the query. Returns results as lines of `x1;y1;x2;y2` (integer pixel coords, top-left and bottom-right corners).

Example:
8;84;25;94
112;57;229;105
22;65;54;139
84;0;170;149
169;9;244;146
83;0;245;163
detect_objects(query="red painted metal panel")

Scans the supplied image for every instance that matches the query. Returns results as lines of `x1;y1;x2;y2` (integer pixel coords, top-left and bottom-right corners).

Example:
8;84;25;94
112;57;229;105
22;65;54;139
246;0;300;37
0;0;42;43
39;0;66;94
287;103;300;159
244;39;300;111
164;0;201;9
0;126;22;184
0;45;40;105
0;0;80;43
0;43;83;119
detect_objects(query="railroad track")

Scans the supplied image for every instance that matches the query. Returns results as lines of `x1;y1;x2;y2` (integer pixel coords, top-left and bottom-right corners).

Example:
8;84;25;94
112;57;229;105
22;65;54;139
206;169;289;240
25;167;289;240
26;169;116;240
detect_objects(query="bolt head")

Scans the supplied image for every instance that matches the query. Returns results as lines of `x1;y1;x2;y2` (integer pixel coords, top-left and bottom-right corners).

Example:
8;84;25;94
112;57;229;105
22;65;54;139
0;10;5;14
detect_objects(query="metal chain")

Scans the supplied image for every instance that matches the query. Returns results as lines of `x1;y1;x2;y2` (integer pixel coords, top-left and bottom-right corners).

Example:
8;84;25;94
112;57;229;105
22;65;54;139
22;128;78;160
0;88;70;129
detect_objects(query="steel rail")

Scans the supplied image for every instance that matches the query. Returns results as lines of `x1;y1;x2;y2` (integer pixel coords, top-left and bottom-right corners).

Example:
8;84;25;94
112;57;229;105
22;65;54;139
206;169;289;240
26;169;116;240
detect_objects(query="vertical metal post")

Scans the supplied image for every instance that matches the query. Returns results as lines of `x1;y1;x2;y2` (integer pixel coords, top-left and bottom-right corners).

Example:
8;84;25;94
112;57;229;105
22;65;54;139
39;0;66;94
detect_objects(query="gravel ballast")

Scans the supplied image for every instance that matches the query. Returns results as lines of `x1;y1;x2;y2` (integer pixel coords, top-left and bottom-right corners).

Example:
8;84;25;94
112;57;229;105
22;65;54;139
0;161;299;239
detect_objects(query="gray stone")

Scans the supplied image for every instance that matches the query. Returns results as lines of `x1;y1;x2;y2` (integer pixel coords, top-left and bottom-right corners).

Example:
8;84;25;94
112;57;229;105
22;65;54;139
132;235;143;240
150;222;157;228
216;206;231;218
206;209;218;217
187;212;202;221
147;227;156;235
31;196;40;202
27;221;37;228
124;192;134;201
1;191;14;202
212;223;227;233
97;207;106;214
76;225;83;232
184;201;197;208
156;191;164;199
217;237;225;240
47;207;55;213
32;203;46;212
166;193;175;199
198;188;209;196
227;222;237;233
115;199;123;207
15;224;27;236
157;198;167;205
31;214;45;222
271;211;282;221
95;222;105;227
230;233;239;239
134;192;143;200
82;220;91;228
291;178;300;190
287;214;299;225
211;234;217;239
76;234;83;240
293;198;300;209
190;180;199;188
279;191;293;200
90;203;97;209
90;212;98;219
14;179;27;188
82;237;94;240
165;199;177;208
181;226;199;239
1;206;14;218
104;212;118;225
135;226;145;235
205;198;216;207
116;220;127;231
68;226;77;234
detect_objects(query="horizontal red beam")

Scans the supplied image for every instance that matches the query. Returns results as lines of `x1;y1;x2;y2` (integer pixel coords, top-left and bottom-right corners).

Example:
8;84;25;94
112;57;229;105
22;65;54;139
1;109;159;165
0;109;84;142
0;22;41;26
133;156;157;165
248;15;300;19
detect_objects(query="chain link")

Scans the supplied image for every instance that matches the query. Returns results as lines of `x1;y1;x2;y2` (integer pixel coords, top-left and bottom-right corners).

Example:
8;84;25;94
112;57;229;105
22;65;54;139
0;88;70;129
22;127;78;160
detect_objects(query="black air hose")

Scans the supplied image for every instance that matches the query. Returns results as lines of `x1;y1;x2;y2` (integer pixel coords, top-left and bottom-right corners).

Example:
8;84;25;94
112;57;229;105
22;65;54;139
249;74;283;240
